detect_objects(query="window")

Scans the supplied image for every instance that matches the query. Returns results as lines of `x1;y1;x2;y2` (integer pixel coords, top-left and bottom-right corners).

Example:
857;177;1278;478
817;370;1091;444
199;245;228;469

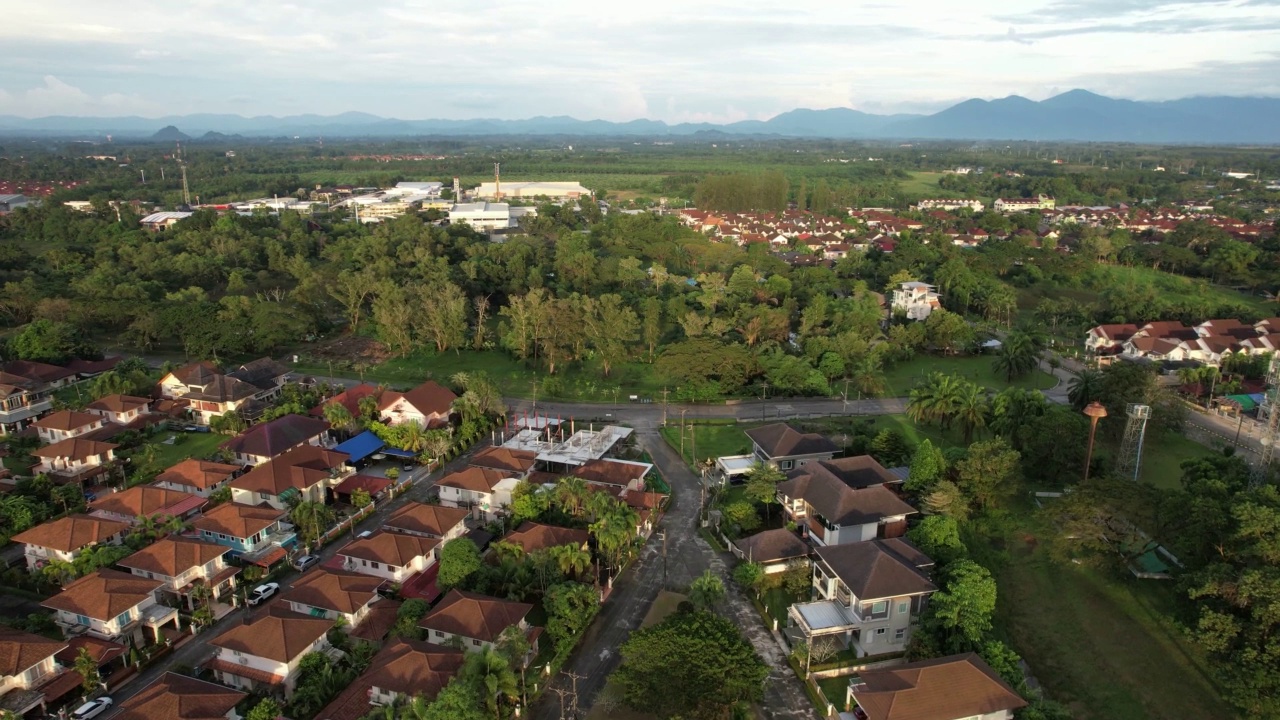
894;628;906;642
875;628;886;636
74;614;91;626
779;460;793;470
371;562;380;570
897;602;908;615
471;639;481;647
115;610;132;626
863;601;889;620
434;630;444;638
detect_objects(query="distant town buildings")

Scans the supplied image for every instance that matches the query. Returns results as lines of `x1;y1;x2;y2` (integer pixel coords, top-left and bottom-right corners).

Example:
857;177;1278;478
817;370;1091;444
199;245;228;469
915;199;984;212
473;181;590;200
891;282;941;321
993;194;1056;212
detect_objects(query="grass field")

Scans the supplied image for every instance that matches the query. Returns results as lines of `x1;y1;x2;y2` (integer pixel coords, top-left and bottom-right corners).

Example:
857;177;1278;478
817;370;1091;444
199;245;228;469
881;354;1057;396
659;422;753;468
139;431;227;469
816;677;851;714
899;171;946;198
991;529;1223;719
1129;430;1218;489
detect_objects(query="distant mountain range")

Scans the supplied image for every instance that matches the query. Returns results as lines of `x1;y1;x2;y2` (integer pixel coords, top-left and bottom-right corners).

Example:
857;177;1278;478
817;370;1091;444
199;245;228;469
1;90;1278;143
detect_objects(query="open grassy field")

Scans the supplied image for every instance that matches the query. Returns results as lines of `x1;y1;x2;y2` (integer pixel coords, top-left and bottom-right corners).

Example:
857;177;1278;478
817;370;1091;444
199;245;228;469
881;354;1057;396
990;527;1223;720
1130;430;1218;490
140;430;227;469
899;171;946;198
659;422;753;468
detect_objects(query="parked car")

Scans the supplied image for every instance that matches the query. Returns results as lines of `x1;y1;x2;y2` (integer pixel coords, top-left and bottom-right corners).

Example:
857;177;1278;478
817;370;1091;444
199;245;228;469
293;555;320;572
246;583;279;606
357;530;374;539
71;697;112;720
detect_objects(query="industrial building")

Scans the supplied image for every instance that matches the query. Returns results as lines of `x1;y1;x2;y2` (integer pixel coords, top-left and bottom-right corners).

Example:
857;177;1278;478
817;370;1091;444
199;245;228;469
472;181;590;201
448;202;515;231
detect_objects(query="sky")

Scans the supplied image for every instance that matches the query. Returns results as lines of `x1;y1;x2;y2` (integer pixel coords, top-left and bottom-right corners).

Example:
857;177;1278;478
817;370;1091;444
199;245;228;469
1;0;1279;122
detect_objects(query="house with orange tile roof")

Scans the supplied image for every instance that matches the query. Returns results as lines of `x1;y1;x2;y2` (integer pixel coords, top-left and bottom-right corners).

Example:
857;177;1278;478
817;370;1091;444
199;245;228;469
0;626;69;717
435;466;520;521
382;502;470;541
418;590;538;656
314;639;464;720
206;604;334;696
117;537;238;609
114;672;246;720
152;459;241;497
228;444;350;510
31;410;107;444
42;569;181;644
338;531;440;583
845;653;1026;720
32;437;117;480
190;502;295;563
83;394;151;426
88;485;205;525
378;381;456;429
280;570;384;629
11;514;130;571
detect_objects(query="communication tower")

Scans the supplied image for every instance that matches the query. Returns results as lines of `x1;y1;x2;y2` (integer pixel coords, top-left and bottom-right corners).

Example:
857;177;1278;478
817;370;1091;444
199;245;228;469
1115;403;1151;482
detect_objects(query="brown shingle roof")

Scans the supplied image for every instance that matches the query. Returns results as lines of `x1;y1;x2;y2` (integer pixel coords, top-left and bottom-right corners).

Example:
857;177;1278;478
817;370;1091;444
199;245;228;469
384;502;470;538
745;423;839;459
2;360;75;384
32;410;103;432
814;539;936;601
183;375;259;403
11;514;129;552
0;626;67;676
42;569;163;621
114;672;246;720
308;383;382;418
209;604;332;663
280;570;382;614
89;486;202;519
733;528;809;564
167;362;221;387
394;380;457;418
85;394;151;415
504;522;589;554
315;639;464;720
191;502;285;539
155;459;240;491
807;456;900;489
776;474;916;526
571;459;649;487
33;437;117;461
436;466;510;494
227;358;289;391
418;589;531;643
850;652;1027;720
468;446;538;475
229;445;348;496
219;414;329;459
339;531;440;567
117;538;231;578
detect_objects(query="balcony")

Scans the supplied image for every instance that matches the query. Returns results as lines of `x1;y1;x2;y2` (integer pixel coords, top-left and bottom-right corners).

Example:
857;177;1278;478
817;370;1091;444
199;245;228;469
788;600;858;638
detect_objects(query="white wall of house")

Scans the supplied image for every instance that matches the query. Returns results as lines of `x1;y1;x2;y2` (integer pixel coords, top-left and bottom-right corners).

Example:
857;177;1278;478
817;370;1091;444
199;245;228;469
340;553;434;583
810;563;927;656
0;654;59;694
386;521;467;542
422;618;528;653
37;418;105;444
285;599;374;629
154;478;229;498
23;534;125;572
36;448;114;476
379;399;447;428
54;594;159;640
127;556;231;594
89;406;145;426
231;481;325;511
214;634;330;696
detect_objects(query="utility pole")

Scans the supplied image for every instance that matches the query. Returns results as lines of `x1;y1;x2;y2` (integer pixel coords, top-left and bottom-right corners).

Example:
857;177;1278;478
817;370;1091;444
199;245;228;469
679;409;688;457
661;387;669;426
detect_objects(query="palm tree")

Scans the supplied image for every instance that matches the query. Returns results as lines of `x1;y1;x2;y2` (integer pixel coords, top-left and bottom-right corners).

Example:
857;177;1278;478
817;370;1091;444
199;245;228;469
548;544;591;580
161;514;188;536
73;647;100;694
398;421;428;453
906;373;963;430
42;559;77;587
584;488;617;523
357;392;381;422
322;402;355;435
991;331;1040;382
954;382;988;444
420;430;453;462
490;559;536;601
135;514;161;542
553;477;591;519
490;540;526;564
689;569;726;611
591;506;639;572
848;353;887;398
1068;368;1104;411
461;648;520;720
290;501;334;548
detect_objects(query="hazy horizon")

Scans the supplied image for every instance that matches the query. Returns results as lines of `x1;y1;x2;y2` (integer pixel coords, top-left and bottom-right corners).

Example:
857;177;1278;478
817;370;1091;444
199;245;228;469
2;0;1279;122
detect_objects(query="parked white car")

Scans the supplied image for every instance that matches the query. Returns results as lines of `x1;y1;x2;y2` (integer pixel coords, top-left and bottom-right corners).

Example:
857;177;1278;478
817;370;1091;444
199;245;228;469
247;583;279;606
71;697;113;720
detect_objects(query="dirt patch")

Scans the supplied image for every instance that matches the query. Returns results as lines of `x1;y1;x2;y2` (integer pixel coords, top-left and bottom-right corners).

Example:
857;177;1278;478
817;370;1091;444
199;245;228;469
307;335;392;365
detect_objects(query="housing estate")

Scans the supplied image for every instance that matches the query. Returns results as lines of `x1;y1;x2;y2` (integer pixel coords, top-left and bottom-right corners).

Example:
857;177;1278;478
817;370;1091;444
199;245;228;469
338;531;440;583
0;627;71;718
191;502;295;564
31;410;106;444
206;604;335;697
84;393;152;426
382;502;470;540
503;521;590;555
152;459;241;497
378;380;456;428
32;437;118;481
1087;317;1280;366
88;485;206;524
280;569;384;630
731;528;810;574
436;467;520;521
314;639;464;720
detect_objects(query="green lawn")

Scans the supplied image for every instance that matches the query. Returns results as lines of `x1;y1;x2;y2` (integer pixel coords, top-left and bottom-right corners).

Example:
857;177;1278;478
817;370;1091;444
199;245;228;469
1130;431;1219;490
658;423;752;468
295;349;669;403
899;171;946;198
994;536;1224;720
881;355;1057;397
816;677;851;714
138;431;227;469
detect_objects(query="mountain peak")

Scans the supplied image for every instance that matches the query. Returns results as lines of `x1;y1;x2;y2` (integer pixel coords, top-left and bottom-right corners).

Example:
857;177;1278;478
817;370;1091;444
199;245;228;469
151;125;190;141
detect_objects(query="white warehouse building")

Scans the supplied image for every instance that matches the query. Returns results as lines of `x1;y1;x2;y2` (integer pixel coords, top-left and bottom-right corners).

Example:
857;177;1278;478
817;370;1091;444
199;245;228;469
473;181;590;201
449;202;515;231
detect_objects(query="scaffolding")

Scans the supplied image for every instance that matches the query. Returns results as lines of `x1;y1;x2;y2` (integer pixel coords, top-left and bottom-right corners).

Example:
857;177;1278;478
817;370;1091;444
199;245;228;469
1115;403;1151;482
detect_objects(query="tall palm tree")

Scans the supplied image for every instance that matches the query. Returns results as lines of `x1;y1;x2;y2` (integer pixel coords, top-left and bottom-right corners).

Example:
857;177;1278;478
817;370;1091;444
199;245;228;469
42;559;77;587
953;382;989;444
848;353;887;398
490;540;526;565
1068;368;1104;410
462;648;520;720
992;331;1040;382
553;477;591;519
290;501;333;548
322;402;355;436
907;373;963;429
548;544;591;580
398;421;428;453
161;514;188;536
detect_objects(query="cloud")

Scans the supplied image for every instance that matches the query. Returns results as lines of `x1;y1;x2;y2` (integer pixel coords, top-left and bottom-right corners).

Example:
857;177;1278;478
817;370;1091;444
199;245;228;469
132;49;170;60
0;75;165;117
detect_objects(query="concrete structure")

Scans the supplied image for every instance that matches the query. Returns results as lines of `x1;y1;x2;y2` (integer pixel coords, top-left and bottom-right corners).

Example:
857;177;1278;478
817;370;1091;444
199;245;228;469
447;202;514;231
915;199;984;212
473;181;589;201
435;467;520;521
993;195;1055;212
891;281;941;321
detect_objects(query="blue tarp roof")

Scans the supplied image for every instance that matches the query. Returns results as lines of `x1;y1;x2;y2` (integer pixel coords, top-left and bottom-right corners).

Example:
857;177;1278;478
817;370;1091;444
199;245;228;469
383;446;417;458
334;431;384;463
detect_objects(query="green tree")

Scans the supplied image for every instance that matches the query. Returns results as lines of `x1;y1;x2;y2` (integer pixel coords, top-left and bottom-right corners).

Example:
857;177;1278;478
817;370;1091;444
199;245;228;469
290;501;333;548
350;488;372;508
991;330;1041;382
544;582;600;654
614;610;768;720
1068;368;1103;411
9;319;85;364
73;647;100;693
438;538;483;590
689;569;726;611
742;462;785;520
722;500;760;533
955;438;1021;509
458;647;519;720
926;560;998;653
392;598;430;640
869;428;912;466
245;698;283;720
904;439;946;495
732;562;765;593
907;515;966;565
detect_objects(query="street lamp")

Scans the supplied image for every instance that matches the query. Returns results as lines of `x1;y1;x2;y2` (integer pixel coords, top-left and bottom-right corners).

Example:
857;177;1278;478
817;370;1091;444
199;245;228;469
1083;401;1108;481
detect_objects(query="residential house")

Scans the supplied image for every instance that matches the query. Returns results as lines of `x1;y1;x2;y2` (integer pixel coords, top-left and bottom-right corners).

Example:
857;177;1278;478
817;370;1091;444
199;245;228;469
157;362;261;425
571;458;652;492
435;467;519;521
152;459;240;497
467;446;538;478
732;528;810;574
191;503;295;562
845;653;1027;720
42;569;181;644
11;514;129;572
338;531;440;583
228;445;350;511
1;361;76;390
32;437;118;481
0;371;54;435
1085;324;1139;355
776;459;916;546
220;414;330;467
280;569;383;629
308;383;382;422
503;522;590;555
0;626;69;717
383;502;469;540
993;195;1054;212
117;537;238;609
789;539;936;657
88;485;205;525
31;410;107;444
378;381;456;429
83;394;151;426
226;358;291;401
314;639;464;720
745;423;840;471
206;604;334;696
418;590;537;655
891;281;942;321
114;672;246;720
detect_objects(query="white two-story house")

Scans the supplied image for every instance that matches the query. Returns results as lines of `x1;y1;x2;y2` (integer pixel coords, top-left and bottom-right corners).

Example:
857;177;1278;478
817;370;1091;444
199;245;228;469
152;459;241;498
207;605;335;697
279;569;383;630
378;381;456;429
845;653;1027;720
228;445;351;511
418;590;538;658
789;539;936;658
83;394;152;427
745;423;839;471
117;537;238;610
891;281;941;321
0;626;69;717
436;467;520;522
42;569;181;645
338;531;440;583
32;410;107;444
776;457;917;546
33;437;118;481
12;514;130;572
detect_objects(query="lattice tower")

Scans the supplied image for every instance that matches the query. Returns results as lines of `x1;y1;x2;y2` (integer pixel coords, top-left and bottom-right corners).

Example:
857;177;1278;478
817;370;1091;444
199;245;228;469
1115;403;1151;482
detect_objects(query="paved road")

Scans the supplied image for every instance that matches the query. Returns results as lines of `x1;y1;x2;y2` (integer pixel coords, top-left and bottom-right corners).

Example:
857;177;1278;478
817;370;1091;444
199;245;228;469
102;452;472;713
529;429;816;720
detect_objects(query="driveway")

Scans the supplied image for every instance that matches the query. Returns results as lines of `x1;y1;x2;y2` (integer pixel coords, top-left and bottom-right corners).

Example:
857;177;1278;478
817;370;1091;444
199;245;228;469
529;429;817;720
